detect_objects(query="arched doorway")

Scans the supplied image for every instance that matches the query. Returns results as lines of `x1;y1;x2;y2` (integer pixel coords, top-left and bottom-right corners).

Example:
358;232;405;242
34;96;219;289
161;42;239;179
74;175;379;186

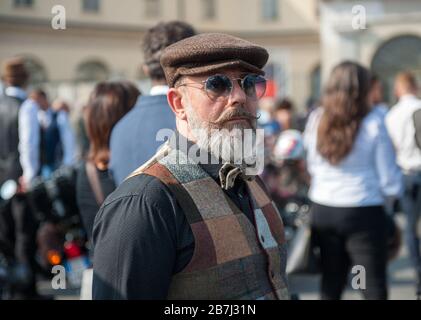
76;60;109;82
371;35;421;104
21;56;48;86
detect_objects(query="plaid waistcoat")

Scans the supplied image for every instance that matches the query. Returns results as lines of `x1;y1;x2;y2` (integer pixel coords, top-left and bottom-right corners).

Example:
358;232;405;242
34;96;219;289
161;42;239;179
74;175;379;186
130;142;289;300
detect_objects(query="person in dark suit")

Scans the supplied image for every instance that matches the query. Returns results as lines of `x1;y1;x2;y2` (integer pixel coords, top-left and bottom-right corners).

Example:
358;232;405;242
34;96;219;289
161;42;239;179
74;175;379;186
0;57;41;299
109;21;196;185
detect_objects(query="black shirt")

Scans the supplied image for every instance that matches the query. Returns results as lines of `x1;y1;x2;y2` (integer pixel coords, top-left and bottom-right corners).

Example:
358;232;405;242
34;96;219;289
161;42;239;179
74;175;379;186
76;162;116;241
92;133;255;299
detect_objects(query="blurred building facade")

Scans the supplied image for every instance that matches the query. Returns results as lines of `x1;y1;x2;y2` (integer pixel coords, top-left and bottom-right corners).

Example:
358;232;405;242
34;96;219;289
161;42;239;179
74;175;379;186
0;0;320;111
321;0;421;104
1;0;420;111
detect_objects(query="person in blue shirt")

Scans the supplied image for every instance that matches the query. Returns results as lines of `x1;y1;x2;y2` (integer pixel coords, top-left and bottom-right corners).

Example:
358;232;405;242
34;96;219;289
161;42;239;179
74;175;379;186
110;21;196;185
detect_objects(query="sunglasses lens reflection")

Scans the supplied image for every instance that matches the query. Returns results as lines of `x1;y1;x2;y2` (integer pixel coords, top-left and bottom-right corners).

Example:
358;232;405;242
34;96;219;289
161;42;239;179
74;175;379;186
252;75;267;99
204;74;266;100
242;75;267;99
205;75;232;99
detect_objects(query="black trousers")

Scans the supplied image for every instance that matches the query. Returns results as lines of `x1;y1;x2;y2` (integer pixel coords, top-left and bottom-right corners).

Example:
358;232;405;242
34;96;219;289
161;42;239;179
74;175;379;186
0;194;39;297
311;203;388;300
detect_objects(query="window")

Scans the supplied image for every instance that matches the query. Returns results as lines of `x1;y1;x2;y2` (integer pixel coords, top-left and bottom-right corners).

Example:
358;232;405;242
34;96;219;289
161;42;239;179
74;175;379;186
23;57;48;85
82;0;100;13
14;0;33;8
371;35;421;104
202;0;216;20
76;60;109;82
145;0;161;18
262;0;278;21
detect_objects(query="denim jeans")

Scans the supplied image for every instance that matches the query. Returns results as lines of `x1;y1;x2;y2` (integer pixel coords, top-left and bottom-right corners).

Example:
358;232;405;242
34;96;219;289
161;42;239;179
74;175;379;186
401;174;421;273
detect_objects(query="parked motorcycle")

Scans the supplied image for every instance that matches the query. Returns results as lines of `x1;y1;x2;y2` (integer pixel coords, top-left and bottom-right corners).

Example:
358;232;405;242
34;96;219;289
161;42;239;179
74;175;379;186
0;180;33;298
27;166;90;289
0;166;90;296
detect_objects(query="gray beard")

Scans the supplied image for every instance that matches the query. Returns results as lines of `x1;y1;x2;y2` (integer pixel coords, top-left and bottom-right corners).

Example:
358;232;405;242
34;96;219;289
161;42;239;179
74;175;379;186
185;102;262;167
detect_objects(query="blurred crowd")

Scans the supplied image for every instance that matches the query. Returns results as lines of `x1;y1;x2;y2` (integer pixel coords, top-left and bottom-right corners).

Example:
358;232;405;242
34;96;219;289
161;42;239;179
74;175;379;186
259;66;421;300
1;20;421;300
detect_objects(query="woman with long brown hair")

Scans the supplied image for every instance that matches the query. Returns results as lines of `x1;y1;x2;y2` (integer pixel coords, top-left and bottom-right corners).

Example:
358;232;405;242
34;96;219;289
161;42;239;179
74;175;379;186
76;81;140;241
303;61;402;300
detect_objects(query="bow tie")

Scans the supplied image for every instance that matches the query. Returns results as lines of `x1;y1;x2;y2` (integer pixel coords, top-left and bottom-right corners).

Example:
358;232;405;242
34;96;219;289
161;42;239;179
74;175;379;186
218;163;256;190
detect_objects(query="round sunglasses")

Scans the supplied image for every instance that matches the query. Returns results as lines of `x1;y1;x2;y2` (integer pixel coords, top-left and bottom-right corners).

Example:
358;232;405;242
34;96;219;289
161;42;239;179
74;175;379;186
177;74;267;101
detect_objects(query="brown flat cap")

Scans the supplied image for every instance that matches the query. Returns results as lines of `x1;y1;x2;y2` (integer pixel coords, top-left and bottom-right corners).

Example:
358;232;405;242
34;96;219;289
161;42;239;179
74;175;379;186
160;33;269;87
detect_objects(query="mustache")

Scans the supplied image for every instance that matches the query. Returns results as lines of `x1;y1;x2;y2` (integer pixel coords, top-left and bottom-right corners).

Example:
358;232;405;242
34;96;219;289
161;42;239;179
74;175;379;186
208;107;260;126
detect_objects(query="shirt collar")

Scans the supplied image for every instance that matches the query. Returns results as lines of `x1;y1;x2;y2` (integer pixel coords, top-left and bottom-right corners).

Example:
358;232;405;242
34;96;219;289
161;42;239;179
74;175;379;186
400;94;418;101
169;130;224;182
150;85;169;96
5;86;27;101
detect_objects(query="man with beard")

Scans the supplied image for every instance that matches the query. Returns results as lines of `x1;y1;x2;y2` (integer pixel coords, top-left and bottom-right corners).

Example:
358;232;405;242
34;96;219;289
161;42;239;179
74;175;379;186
92;33;289;300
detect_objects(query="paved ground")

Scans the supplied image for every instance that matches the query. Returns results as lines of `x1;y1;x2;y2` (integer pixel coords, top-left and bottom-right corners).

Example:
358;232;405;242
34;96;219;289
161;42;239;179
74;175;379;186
38;280;80;300
289;250;418;300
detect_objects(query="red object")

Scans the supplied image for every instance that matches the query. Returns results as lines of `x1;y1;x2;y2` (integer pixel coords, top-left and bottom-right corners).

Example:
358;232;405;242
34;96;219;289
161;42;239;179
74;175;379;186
64;241;82;259
264;79;277;98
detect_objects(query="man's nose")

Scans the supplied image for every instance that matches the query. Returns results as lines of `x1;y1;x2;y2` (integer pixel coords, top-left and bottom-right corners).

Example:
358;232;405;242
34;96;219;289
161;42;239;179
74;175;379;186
228;80;247;106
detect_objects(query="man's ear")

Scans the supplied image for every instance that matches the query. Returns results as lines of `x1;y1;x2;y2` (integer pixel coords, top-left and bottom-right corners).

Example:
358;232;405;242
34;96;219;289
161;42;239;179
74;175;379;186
167;88;188;121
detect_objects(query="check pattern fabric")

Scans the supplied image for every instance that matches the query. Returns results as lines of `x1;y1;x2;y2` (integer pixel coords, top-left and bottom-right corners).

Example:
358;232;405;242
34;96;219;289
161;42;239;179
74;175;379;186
130;143;289;300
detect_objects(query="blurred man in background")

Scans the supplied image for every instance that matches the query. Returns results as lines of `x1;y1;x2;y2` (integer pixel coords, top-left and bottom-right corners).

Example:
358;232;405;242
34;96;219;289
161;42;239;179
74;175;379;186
30;89;76;179
274;98;296;131
0;57;40;299
110;21;196;185
385;71;421;297
52;99;70;113
18;89;76;183
18;89;41;187
0;58;28;185
370;74;389;118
